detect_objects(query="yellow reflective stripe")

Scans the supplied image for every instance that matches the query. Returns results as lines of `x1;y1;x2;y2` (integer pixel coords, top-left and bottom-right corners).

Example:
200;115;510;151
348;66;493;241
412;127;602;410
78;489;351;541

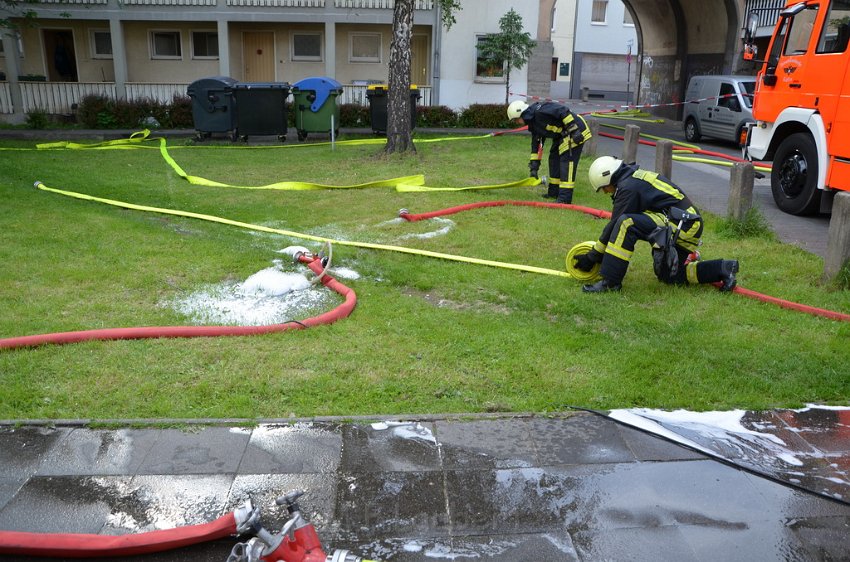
545;124;564;134
530;153;541;161
607;217;635;261
568;160;575;182
633;169;685;200
686;262;699;284
550;177;562;186
644;210;666;226
593;241;607;253
606;244;632;261
563;114;575;125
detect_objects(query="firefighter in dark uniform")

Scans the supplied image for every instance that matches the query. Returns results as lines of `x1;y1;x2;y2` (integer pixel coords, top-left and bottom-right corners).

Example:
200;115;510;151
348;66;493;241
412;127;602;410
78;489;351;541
574;156;739;293
507;99;592;204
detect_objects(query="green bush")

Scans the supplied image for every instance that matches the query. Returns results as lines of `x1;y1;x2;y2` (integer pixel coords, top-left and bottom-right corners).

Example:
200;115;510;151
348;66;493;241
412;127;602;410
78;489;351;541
338;103;370;128
457;103;512;129
25;108;50;129
416;105;457;128
165;94;193;128
77;94;113;128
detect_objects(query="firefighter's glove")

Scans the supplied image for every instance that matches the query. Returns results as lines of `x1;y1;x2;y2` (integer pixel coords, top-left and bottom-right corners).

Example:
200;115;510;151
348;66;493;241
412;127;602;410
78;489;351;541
574;249;603;272
529;160;540;179
570;130;584;145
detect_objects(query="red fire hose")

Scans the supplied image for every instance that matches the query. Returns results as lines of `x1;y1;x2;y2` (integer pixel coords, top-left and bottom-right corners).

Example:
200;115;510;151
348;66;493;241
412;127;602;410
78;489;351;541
0;509;243;558
0;255;356;351
401;202;850;323
399;200;611;222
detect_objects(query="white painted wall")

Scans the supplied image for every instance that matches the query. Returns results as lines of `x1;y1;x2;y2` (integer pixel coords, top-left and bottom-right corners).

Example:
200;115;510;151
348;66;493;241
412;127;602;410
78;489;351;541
437;1;538;110
574;0;636;55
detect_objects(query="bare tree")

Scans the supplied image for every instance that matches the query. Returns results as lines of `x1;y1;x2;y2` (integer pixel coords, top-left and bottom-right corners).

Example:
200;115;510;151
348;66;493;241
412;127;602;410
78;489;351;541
385;0;459;154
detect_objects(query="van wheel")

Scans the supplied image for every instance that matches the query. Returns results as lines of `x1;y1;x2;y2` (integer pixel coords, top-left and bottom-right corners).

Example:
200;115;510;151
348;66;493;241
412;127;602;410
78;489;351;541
771;132;821;216
684;117;701;142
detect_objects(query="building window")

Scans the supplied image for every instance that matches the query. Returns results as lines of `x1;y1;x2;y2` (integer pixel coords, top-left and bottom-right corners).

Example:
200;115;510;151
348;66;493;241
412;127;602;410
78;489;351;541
90;30;112;59
623;7;635;26
150;30;182;60
191;31;218;59
591;0;608;24
292;32;322;61
350;33;381;63
475;34;505;82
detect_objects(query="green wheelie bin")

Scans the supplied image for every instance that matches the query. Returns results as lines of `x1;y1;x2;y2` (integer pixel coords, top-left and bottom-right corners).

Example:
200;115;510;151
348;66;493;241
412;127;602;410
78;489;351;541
290;77;343;141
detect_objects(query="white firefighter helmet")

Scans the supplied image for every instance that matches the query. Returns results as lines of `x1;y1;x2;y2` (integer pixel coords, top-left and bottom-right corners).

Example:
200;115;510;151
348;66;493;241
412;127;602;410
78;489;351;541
588;156;623;191
507;100;529;120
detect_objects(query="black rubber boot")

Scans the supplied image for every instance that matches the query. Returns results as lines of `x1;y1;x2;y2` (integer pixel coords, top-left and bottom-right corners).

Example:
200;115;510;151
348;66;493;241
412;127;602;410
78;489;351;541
719;260;739;292
544;182;559;199
582;278;622;293
556;188;573;204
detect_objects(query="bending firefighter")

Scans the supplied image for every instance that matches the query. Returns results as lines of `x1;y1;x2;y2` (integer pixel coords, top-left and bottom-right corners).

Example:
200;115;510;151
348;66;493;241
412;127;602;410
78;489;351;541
573;156;739;293
507;99;592;204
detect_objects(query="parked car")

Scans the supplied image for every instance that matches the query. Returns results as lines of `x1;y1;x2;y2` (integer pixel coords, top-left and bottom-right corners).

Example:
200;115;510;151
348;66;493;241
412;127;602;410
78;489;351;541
682;75;756;145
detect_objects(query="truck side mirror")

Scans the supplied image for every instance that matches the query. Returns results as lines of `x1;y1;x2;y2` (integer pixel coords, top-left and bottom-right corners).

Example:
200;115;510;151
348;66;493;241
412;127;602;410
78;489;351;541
742;11;760;61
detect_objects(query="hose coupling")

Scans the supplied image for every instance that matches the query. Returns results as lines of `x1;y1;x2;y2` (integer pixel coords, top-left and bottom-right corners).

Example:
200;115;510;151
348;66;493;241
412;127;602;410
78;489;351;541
233;499;260;534
398;208;409;216
33;181;43;188
281;245;313;263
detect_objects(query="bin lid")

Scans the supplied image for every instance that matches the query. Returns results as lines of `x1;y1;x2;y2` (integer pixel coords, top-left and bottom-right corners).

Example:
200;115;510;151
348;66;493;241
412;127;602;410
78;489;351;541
233;82;291;90
291;77;343;112
187;76;238;96
366;84;419;90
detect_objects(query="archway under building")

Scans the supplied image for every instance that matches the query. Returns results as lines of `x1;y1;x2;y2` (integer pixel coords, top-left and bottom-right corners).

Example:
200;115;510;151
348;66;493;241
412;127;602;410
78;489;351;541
534;0;746;119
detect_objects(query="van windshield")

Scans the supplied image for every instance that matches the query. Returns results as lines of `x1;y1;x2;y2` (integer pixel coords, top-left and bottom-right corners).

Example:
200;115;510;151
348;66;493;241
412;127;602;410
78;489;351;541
739;81;756;108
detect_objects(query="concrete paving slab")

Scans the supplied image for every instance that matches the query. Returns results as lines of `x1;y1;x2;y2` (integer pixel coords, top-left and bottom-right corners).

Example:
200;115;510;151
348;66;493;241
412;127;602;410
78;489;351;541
36;428;161;476
238;423;342;474
434;418;538;469
0;475;132;533
135;427;250;475
0;427;69;479
340;422;440;473
529;415;637;465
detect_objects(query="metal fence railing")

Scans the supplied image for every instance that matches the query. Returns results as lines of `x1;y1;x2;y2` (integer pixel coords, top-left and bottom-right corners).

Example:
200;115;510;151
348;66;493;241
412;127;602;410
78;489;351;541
0;82;433;115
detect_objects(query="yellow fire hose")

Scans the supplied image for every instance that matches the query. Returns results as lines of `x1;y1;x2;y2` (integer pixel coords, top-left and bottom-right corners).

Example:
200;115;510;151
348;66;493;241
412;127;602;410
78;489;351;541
33;181;574;279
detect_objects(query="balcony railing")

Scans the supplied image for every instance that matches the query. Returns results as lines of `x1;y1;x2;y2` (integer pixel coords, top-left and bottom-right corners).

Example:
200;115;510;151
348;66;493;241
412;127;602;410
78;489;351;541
334;0;433;8
0;81;432;115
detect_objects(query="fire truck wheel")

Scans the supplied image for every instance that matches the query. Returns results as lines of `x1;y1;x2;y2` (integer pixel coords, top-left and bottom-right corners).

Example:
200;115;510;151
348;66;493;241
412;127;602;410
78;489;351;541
684;117;701;143
771;132;821;216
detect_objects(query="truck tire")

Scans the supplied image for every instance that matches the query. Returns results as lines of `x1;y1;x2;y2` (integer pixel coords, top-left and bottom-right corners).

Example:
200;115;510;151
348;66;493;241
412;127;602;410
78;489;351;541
771;132;821;216
684;117;701;142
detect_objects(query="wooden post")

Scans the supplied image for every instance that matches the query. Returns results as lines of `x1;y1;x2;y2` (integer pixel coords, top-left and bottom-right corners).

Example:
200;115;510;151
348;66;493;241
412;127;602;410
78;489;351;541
655;139;673;179
728;161;754;221
623;124;640;164
823;191;850;282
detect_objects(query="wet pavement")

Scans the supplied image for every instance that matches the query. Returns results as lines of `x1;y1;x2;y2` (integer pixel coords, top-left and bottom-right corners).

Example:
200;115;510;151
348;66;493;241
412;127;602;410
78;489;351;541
0;410;848;561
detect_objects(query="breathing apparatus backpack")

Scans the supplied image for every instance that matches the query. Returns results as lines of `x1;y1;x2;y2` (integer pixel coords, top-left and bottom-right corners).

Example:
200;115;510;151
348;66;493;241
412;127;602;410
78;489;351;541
648;206;700;284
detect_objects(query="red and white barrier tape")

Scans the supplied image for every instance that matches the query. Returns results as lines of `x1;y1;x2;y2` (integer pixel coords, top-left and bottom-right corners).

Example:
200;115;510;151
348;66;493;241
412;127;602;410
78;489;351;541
510;91;743;112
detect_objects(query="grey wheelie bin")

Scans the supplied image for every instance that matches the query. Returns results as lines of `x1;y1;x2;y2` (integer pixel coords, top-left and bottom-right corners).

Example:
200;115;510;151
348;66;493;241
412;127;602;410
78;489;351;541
233;82;290;142
187;76;237;141
290;77;343;141
366;84;421;135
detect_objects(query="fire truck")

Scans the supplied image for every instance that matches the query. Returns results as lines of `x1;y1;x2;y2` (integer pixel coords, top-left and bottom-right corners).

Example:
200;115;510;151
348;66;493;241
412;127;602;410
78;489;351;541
742;0;850;215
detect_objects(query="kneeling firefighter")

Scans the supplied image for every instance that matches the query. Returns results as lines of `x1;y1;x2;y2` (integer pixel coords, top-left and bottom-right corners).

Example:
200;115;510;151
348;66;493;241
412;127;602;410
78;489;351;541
573;156;739;293
507;99;592;204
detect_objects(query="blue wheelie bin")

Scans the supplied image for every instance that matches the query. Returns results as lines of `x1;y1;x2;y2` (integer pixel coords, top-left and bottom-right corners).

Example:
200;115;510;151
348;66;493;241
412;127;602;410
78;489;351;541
290;77;343;141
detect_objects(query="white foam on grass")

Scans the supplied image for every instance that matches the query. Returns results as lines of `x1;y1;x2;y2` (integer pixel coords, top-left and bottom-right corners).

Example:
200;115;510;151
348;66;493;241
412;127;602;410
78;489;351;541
168;257;358;326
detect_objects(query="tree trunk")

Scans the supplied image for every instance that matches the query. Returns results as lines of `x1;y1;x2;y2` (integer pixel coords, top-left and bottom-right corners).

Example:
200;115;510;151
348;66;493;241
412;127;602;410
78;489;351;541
385;0;415;154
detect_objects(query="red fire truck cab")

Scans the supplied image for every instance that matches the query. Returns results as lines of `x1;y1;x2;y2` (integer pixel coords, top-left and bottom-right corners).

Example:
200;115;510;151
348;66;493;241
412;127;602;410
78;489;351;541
742;0;850;215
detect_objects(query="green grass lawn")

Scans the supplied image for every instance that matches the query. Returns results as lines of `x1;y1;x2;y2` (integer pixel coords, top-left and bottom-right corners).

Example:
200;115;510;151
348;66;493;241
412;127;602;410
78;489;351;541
1;132;848;420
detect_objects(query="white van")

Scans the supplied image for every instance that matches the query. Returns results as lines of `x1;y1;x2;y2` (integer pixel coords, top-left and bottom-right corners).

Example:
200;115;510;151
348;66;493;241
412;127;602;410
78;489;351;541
682;75;756;145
